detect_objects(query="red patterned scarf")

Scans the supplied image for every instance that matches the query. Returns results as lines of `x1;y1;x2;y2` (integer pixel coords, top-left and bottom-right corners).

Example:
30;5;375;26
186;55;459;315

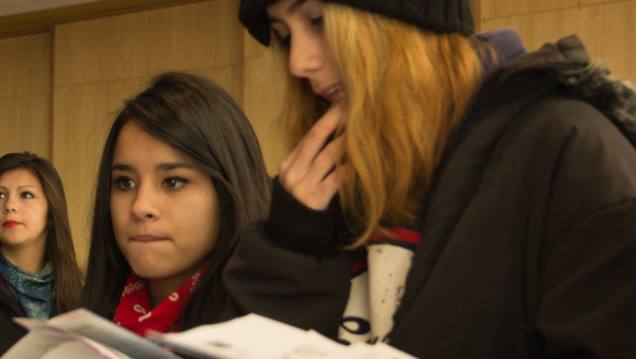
113;268;203;337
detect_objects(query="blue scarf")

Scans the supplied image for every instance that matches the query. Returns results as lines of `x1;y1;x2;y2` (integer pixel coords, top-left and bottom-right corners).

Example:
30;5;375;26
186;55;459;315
0;252;55;320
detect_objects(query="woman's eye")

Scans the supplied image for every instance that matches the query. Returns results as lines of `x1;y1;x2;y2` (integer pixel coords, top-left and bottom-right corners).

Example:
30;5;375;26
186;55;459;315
310;16;323;27
164;177;187;189
21;192;34;199
0;193;5;199
272;27;290;48
279;35;291;48
114;177;135;190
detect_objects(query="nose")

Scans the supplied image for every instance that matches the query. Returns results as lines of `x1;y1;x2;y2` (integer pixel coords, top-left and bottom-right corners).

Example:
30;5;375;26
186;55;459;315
288;30;325;79
131;184;160;221
3;196;17;213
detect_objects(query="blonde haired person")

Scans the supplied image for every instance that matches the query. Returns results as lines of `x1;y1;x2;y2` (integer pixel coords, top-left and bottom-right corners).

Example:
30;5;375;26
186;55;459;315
224;0;636;357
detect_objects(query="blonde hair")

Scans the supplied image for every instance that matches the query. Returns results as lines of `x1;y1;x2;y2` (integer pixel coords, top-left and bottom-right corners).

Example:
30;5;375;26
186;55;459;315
275;4;483;248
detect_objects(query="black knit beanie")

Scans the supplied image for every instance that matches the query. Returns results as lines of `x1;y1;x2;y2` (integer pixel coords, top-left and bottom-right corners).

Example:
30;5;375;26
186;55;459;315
239;0;475;46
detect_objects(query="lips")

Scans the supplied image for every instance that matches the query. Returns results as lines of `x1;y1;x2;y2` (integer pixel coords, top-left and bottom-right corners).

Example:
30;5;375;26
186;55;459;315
321;84;343;104
130;234;166;242
2;220;20;228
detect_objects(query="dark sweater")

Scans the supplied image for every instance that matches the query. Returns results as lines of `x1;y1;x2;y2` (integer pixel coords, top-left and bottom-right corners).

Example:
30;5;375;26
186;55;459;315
0;278;27;355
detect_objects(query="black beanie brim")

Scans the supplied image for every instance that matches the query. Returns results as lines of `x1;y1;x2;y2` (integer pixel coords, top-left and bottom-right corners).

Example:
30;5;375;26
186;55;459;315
239;0;475;46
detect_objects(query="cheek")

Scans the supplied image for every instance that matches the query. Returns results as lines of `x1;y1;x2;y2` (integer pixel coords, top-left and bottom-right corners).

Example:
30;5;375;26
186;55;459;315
181;197;220;253
109;196;128;234
30;204;50;229
201;212;220;252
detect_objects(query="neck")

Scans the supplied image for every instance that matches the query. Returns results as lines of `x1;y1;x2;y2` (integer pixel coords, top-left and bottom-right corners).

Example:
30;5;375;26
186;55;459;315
147;268;198;309
147;278;179;309
1;243;47;274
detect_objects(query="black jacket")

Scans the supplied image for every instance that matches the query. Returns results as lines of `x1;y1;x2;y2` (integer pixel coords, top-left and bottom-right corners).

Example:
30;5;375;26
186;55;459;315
0;282;27;355
223;35;636;358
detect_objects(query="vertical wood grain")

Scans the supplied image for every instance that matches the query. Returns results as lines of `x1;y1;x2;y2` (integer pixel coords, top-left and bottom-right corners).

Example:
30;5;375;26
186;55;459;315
481;0;579;20
578;1;636;80
54;0;240;87
0;96;50;157
480;0;635;81
0;33;51;159
243;35;286;175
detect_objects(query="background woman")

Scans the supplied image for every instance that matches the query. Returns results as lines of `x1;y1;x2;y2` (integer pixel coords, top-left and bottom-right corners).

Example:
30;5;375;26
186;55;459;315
224;0;636;357
81;72;271;335
0;152;83;354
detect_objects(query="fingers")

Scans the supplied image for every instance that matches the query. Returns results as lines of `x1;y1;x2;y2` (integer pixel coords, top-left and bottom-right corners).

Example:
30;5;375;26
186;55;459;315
314;161;353;206
280;104;342;178
278;105;350;210
294;163;351;211
286;136;347;210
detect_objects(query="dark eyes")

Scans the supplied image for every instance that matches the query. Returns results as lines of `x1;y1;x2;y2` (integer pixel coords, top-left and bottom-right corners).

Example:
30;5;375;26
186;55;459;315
311;16;323;27
114;177;136;190
112;176;188;190
277;16;324;48
21;192;34;199
164;177;187;189
279;35;291;47
0;192;35;199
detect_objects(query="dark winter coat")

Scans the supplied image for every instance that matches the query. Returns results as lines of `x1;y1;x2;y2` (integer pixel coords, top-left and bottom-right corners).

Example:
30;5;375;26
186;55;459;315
0;281;27;355
223;35;636;358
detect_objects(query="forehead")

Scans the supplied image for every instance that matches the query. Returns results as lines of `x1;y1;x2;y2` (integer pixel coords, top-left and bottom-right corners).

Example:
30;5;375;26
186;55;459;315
0;168;42;188
113;121;190;164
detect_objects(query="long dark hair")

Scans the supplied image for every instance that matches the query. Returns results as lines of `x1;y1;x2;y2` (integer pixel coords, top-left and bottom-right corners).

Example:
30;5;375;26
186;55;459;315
81;72;271;328
0;151;83;313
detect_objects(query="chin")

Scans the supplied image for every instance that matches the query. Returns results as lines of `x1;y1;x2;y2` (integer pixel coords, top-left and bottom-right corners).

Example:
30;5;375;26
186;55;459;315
129;263;162;279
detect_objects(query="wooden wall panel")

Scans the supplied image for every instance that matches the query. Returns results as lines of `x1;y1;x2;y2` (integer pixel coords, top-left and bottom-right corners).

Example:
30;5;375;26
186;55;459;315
243;33;286;175
481;0;578;20
0;96;50;157
197;65;241;104
54;0;240;86
0;33;51;158
481;8;580;51
0;34;50;98
577;1;636;81
580;0;624;5
480;0;636;81
0;0;208;39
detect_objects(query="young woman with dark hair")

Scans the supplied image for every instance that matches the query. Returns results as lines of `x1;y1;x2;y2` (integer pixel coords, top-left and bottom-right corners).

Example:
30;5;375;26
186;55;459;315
0;152;83;354
81;72;271;335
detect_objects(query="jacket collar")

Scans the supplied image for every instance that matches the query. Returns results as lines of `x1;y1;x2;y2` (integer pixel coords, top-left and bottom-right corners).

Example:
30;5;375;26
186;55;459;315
488;35;636;146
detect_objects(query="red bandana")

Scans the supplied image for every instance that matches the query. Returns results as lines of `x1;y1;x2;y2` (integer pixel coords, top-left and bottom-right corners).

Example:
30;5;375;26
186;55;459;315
113;268;203;337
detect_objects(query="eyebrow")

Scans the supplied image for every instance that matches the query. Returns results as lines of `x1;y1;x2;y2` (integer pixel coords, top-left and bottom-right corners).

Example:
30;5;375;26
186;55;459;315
268;0;308;23
111;162;196;172
0;185;37;191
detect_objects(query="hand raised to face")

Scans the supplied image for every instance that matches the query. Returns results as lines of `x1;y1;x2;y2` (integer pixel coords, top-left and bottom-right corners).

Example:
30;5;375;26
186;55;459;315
278;104;351;211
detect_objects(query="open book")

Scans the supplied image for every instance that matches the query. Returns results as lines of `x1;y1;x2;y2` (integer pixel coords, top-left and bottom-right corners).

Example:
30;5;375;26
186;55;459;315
2;308;416;359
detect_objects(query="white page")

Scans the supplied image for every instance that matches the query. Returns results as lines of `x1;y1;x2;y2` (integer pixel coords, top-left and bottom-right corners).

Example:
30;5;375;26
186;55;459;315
2;326;129;359
324;342;418;359
40;337;132;359
372;343;418;359
150;314;346;359
13;308;178;359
